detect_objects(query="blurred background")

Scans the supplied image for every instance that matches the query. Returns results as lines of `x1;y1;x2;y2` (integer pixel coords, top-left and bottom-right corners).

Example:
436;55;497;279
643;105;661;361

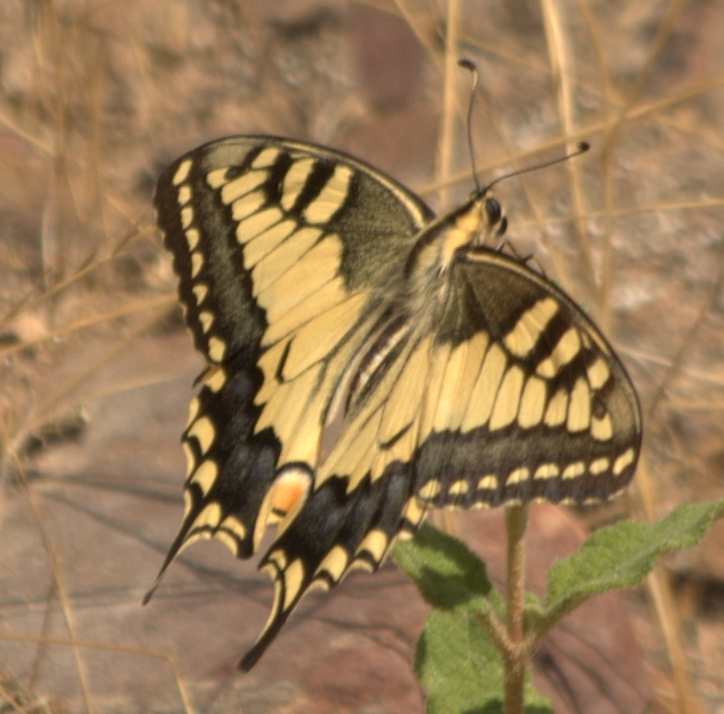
1;0;723;712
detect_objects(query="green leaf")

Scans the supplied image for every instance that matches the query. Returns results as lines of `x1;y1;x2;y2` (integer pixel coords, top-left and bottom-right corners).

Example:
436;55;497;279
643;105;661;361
416;610;553;714
393;522;494;612
545;497;724;623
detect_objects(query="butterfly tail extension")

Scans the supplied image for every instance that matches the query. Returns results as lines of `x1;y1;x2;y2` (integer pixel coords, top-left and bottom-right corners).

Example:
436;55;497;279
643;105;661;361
239;467;415;670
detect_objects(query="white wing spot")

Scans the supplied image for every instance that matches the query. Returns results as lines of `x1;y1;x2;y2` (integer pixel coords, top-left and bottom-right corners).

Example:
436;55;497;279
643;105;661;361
180;206;194;229
314;545;349;583
613;448;636;476
448;479;469;496
177;185;191;206
591;413;614;441
355;530;389;563
418;480;442;501
562;461;586;480
192;283;208;305
190;252;204;278
478;474;498;490
586;357;611;390
191;459;219;495
533;463;559;480
207;336;227;362
172;158;193;185
188;416;216;454
198;311;214;333
192;501;222;530
506;467;530;486
206;166;229;189
185;228;200;251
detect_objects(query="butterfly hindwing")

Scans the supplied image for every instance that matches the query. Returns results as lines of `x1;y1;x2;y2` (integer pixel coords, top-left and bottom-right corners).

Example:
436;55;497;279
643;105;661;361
150;135;642;669
148;136;432;596
243;467;414;670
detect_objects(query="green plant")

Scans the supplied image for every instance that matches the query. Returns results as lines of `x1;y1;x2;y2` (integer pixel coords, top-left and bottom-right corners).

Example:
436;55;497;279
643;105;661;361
394;498;724;714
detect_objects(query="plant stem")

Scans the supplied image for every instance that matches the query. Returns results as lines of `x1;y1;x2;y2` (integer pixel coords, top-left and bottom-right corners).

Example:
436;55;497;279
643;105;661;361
503;503;529;714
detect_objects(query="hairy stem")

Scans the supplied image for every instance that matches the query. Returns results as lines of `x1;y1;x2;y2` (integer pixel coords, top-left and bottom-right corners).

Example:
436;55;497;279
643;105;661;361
503;504;529;714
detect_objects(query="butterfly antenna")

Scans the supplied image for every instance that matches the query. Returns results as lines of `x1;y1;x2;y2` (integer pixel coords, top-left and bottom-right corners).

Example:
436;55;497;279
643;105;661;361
458;58;481;193
484;141;590;193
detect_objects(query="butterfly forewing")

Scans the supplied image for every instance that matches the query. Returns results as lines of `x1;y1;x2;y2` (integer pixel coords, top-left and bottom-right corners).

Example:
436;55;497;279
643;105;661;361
150;135;642;670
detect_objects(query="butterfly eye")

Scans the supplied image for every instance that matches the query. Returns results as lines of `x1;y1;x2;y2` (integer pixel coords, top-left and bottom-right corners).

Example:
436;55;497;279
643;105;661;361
485;196;502;225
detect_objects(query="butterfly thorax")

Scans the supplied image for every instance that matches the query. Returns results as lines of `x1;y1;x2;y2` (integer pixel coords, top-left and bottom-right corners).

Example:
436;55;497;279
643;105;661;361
403;191;507;330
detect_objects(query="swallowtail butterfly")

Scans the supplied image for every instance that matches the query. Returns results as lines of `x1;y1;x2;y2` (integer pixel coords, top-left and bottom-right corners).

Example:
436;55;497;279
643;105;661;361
146;136;642;670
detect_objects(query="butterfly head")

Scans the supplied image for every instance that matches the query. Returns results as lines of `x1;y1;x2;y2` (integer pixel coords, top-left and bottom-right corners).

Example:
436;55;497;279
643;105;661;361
433;189;509;271
473;190;508;246
404;190;509;287
484;194;508;240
